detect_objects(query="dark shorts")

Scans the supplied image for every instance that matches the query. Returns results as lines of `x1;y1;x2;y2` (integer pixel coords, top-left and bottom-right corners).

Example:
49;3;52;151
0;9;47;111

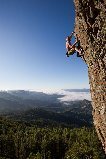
67;49;75;55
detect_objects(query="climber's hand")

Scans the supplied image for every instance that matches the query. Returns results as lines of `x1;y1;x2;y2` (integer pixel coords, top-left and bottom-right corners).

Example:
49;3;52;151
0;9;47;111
72;31;74;34
69;31;74;38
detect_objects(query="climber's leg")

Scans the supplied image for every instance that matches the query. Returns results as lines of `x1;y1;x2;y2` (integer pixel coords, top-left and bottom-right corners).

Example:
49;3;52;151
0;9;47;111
75;47;82;55
77;52;81;57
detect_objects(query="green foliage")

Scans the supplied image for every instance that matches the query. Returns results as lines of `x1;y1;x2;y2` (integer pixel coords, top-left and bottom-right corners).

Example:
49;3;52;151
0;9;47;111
7;107;93;128
0;117;105;159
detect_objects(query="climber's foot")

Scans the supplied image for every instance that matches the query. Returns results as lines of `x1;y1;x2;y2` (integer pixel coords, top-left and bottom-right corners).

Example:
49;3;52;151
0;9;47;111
66;52;69;57
79;48;84;56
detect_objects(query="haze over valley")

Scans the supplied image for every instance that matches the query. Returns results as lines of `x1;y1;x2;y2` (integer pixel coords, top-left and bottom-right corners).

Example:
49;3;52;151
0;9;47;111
0;89;92;128
0;89;91;113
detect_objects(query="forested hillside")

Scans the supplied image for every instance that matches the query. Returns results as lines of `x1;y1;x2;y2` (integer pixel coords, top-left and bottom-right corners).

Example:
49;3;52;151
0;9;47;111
5;107;93;128
0;117;105;159
0;91;105;158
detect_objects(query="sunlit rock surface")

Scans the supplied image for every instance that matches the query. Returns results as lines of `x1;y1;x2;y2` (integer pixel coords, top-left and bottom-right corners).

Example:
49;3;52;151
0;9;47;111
74;0;106;153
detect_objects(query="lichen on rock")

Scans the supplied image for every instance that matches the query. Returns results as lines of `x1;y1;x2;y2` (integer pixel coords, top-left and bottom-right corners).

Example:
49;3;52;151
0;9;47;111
74;0;106;153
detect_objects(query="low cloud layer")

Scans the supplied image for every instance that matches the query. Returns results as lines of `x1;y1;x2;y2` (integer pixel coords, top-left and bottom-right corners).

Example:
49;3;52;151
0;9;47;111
43;89;91;102
58;91;91;102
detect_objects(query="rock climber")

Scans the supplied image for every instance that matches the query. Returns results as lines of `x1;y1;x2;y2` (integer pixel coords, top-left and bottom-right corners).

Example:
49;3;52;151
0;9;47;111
66;32;84;58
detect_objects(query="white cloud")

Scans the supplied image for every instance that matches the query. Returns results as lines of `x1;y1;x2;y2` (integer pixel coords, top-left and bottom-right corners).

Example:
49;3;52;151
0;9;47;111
42;89;91;102
58;92;91;102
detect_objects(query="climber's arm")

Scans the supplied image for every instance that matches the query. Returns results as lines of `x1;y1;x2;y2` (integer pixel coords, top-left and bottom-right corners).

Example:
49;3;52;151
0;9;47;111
71;40;78;47
69;31;74;39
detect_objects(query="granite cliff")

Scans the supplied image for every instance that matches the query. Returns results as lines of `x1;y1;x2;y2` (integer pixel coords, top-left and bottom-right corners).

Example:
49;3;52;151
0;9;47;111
74;0;106;153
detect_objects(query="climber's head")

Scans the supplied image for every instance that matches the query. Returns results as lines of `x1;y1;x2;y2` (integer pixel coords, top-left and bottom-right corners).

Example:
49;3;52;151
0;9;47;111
66;36;70;42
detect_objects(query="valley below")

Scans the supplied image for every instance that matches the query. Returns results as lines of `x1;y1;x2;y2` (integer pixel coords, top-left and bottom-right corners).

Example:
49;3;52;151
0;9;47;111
0;90;105;158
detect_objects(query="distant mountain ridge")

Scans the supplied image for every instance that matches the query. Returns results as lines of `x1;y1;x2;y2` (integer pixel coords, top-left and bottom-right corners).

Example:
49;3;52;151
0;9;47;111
63;89;90;92
0;90;93;128
0;89;91;102
0;89;91;114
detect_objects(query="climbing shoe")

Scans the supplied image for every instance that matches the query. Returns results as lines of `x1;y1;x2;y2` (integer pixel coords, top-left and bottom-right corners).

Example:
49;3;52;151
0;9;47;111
66;52;69;57
80;48;84;55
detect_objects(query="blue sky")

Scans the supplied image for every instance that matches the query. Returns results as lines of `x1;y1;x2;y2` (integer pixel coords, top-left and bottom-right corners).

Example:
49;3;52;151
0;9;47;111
0;0;89;91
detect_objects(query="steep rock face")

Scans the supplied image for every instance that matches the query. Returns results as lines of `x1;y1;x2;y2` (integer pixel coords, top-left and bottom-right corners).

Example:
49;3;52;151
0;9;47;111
74;0;106;153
